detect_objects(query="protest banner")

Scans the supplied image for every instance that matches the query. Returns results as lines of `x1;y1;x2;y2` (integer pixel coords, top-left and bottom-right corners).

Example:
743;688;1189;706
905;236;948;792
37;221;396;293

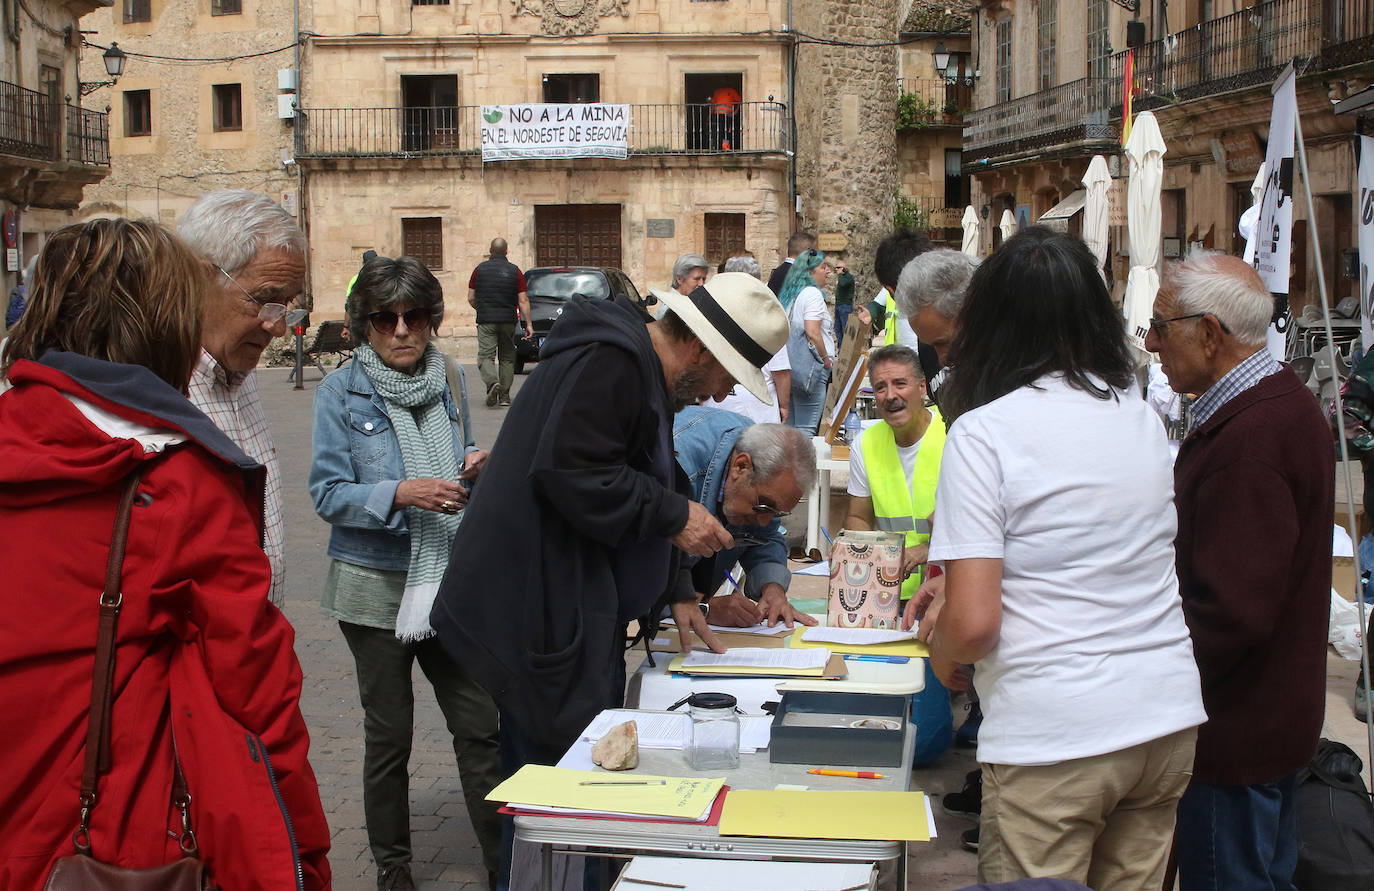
1253;67;1296;294
480;103;629;161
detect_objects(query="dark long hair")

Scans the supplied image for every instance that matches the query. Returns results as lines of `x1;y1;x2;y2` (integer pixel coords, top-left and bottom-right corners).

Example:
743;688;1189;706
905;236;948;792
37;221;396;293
938;226;1135;425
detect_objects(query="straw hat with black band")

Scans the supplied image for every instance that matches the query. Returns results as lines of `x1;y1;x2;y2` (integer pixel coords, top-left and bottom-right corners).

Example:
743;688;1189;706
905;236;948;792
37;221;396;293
651;272;789;406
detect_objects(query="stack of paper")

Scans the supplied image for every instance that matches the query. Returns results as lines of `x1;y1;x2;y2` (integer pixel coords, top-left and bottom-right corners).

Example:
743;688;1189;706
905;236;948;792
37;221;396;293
580;709;773;753
488;765;725;822
792;625;929;658
718;790;934;841
661;617;793;636
668;646;836;677
614;856;876;891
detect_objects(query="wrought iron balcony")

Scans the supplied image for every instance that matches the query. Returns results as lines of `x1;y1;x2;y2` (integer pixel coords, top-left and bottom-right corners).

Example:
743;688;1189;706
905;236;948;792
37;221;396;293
1111;0;1371;112
295;101;789;159
896;76;973;118
0;79;110;167
963;76;1119;164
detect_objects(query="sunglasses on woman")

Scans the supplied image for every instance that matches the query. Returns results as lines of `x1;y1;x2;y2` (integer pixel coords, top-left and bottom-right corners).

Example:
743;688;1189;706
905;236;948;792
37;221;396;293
367;307;431;335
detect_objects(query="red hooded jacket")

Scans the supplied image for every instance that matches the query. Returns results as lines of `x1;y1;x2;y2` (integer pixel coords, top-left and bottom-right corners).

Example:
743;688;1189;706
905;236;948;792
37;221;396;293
0;353;330;890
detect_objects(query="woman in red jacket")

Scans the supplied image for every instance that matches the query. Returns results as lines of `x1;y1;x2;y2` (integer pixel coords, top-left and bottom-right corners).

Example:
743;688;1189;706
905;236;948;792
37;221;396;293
0;218;331;890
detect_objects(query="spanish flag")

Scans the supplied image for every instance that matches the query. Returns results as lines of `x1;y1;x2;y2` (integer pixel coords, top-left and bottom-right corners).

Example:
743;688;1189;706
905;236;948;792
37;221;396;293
1121;49;1134;147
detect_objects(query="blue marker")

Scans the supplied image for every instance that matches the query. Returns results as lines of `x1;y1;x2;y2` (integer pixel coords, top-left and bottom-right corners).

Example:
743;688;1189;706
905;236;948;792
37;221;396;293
722;569;744;594
843;654;911;664
821;526;834;546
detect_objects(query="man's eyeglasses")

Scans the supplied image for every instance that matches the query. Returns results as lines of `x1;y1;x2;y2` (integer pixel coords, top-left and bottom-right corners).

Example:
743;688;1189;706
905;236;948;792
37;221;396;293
1148;311;1232;337
751;500;787;520
216;265;288;324
367;307;432;336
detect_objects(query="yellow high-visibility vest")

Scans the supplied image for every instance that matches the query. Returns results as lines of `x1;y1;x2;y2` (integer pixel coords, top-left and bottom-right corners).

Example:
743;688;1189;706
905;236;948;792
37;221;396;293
878;289;898;346
859;407;946;597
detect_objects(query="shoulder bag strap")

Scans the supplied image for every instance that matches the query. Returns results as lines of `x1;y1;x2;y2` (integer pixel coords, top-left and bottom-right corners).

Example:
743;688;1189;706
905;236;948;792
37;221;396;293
74;471;142;855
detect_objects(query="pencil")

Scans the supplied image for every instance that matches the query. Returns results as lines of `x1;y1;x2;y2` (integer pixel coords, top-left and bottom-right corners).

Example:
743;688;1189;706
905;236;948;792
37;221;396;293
577;780;667;786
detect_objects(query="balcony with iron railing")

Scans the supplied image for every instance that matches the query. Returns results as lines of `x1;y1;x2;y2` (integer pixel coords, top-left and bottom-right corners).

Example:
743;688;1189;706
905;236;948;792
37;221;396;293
896;77;974;118
964;0;1371;168
296;101;789;160
964;76;1119;163
1113;0;1372;111
0;79;110;166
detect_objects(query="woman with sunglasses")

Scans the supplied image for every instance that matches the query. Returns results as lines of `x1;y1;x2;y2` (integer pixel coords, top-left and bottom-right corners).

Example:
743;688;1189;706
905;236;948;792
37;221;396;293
309;255;501;891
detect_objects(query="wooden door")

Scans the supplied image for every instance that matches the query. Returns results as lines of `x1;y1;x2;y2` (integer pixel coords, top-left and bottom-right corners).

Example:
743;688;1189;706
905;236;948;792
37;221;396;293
535;205;622;268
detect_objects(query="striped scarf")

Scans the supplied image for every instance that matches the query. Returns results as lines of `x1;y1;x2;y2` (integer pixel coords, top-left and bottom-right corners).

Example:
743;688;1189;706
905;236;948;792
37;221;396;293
356;342;461;642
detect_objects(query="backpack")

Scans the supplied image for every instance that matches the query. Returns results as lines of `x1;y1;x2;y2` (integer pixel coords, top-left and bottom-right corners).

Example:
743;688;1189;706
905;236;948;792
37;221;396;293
1294;738;1374;890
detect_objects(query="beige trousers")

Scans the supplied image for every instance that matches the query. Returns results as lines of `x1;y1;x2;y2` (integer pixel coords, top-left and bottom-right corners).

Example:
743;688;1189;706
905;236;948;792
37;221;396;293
979;725;1198;891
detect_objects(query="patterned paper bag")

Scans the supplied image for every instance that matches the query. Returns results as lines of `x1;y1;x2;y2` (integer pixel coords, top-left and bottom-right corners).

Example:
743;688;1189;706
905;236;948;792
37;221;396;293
828;530;905;629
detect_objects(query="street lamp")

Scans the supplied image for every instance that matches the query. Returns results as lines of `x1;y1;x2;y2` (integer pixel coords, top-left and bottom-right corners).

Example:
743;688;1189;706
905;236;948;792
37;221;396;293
932;40;977;88
78;43;127;97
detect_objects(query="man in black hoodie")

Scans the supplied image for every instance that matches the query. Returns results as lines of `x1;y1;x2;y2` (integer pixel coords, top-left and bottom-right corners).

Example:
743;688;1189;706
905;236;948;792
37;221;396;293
431;273;789;771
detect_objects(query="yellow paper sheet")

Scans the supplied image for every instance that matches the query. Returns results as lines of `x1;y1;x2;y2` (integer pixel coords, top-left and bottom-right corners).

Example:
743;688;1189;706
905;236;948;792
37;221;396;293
719;790;931;841
787;633;929;658
666;651;829;677
486;765;724;820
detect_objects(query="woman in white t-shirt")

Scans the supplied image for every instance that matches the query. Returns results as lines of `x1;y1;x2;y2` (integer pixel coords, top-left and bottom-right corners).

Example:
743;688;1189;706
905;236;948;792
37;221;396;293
925;227;1205;891
778;249;835;434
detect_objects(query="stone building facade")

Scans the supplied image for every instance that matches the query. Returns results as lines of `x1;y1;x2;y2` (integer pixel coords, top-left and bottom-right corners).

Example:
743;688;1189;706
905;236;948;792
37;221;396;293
965;0;1372;312
0;0;112;300
895;4;972;251
295;0;794;347
73;0;299;230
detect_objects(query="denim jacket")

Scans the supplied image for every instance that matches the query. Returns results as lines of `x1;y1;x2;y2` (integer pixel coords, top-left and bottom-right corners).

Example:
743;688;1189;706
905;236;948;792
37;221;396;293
309;358;476;572
672;405;790;597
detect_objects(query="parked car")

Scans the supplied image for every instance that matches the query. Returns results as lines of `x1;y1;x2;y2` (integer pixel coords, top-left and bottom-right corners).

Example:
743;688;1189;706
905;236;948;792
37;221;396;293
514;266;654;373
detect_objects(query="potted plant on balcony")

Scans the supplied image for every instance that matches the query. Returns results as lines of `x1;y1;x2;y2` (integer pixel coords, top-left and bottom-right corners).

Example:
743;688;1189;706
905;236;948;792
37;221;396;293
896;92;938;132
942;97;963;121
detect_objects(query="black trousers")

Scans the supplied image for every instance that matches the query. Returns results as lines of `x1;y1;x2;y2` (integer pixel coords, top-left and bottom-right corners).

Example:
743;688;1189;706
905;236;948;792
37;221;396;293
340;621;504;878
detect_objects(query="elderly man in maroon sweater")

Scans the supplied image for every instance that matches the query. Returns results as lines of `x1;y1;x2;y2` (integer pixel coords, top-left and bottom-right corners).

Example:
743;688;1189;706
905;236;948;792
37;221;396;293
1145;252;1333;891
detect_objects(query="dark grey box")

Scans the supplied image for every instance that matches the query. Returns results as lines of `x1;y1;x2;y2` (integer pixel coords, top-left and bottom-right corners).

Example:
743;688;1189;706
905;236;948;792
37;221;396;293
768;691;909;768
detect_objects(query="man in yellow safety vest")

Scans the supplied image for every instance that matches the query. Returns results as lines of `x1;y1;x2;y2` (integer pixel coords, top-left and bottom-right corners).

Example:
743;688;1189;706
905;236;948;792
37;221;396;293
842;343;945;598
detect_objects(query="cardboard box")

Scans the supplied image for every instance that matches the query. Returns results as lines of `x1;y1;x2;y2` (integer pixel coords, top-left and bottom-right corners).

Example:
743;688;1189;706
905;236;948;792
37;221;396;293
828;530;904;629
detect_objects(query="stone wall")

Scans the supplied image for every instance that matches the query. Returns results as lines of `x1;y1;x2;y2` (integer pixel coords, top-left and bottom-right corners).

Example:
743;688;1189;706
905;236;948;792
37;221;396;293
794;0;898;299
303;156;789;359
75;0;298;229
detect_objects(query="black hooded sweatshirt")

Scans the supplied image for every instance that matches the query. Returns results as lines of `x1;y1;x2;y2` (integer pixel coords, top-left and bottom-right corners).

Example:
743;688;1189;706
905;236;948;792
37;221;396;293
431;295;690;757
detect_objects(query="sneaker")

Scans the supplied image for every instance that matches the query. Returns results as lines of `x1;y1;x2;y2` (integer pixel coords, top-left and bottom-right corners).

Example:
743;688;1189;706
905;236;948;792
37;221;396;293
498;387;511;407
942;768;982;820
485;383;499;407
955;699;983;747
1357;676;1370;722
960;824;979;852
377;864;416;891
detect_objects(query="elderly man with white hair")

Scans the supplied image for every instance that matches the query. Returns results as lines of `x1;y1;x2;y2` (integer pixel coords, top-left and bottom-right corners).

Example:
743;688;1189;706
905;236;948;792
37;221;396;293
1145;251;1332;891
179;190;307;606
894;247;979;373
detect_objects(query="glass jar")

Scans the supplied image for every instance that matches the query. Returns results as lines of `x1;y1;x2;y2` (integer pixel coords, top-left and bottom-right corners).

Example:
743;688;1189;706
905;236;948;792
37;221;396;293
685;692;740;771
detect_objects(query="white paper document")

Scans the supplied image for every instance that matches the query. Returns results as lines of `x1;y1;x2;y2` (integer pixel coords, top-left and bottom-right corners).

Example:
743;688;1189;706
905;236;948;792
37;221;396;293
792;559;831;576
681;647;830;671
578;709;773;754
582;711;688;749
801;626;920;645
660;617;792;636
615;855;875;891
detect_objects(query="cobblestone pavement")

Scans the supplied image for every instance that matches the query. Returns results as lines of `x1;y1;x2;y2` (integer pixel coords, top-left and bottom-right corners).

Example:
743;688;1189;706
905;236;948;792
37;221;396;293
259;362;1373;891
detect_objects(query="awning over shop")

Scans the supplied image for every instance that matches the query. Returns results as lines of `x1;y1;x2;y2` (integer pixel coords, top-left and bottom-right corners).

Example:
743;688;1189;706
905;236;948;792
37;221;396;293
1037;190;1087;232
